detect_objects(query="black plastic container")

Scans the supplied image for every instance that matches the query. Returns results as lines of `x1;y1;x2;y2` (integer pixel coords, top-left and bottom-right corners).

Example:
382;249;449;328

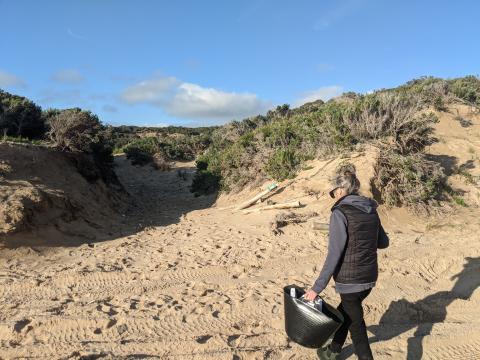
283;284;344;348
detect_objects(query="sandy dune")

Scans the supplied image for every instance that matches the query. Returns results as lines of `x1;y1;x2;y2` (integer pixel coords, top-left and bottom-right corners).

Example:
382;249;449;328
0;105;479;359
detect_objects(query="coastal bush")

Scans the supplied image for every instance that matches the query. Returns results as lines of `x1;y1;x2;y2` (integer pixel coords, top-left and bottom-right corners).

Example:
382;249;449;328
190;158;221;196
193;90;443;197
0;90;118;184
433;96;447;111
46;108;116;182
395;75;480;106
123;137;158;165
0;90;45;139
191;74;480;211
264;147;303;181
121;133;213;165
47;108;103;152
372;149;445;211
107;125;216;160
449;75;480;105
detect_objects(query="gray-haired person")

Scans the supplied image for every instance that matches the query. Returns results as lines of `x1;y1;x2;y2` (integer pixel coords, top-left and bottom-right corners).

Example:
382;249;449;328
303;167;389;360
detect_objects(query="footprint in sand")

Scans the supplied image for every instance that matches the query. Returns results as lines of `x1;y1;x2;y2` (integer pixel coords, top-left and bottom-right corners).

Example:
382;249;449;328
96;302;119;316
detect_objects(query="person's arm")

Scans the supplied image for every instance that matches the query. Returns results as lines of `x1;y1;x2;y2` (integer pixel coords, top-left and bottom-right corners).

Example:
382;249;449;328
377;218;389;249
311;209;348;293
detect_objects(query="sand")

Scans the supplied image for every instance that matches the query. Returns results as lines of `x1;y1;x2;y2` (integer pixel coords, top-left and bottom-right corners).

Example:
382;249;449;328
0;105;479;359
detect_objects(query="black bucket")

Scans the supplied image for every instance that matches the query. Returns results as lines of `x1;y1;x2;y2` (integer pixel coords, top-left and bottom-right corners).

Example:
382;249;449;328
283;284;344;348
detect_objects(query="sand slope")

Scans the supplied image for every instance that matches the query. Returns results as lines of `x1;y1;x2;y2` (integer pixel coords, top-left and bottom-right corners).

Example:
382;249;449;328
0;142;127;247
0;106;479;359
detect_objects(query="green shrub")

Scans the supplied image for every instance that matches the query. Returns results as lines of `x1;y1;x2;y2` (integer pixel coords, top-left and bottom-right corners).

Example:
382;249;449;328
120;133;212;164
453;196;467;207
105;125;216;161
450;76;480;105
392;112;439;154
123;137;159;165
45;108;116;183
264;147;301;181
396;75;480;106
190;157;221;195
0;91;119;184
195;159;209;171
190;170;221;196
372;150;445;210
47;108;103;152
0;90;45;139
188;76;478;209
433;96;447;111
126;148;153;165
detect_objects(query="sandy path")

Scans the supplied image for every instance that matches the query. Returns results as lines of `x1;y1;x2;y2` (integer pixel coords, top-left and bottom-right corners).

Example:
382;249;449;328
0;155;479;359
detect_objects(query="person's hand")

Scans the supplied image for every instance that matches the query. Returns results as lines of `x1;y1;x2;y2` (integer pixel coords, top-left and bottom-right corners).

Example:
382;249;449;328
304;288;318;301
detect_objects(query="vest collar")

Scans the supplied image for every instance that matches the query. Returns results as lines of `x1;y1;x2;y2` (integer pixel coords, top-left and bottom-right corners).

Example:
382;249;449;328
330;193;357;211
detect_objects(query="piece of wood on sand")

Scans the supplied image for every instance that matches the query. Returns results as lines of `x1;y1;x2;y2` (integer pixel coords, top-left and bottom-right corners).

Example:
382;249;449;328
241;200;302;214
236;183;278;210
312;220;329;232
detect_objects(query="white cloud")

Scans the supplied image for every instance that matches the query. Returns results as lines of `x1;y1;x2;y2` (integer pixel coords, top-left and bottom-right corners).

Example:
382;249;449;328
294;85;343;106
120;75;271;122
121;76;180;104
0;70;26;88
166;82;269;119
51;69;84;84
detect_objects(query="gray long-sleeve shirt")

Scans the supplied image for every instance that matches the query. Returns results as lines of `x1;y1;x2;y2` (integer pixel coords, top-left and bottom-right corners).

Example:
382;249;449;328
311;194;389;294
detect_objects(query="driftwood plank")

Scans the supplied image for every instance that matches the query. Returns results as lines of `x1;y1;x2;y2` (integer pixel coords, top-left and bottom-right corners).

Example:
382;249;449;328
241;200;301;214
236;183;278;210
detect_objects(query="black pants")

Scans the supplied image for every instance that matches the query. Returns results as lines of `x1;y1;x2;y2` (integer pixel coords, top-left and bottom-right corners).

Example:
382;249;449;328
330;288;373;360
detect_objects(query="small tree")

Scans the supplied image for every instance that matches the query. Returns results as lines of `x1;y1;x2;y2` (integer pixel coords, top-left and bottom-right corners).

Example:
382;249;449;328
47;108;102;152
0;90;44;138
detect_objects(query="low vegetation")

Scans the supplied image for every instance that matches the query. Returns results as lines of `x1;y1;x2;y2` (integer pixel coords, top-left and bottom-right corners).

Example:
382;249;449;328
2;75;480;211
108;124;216;170
192;76;480;211
110;125;216;166
0;91;215;185
393;75;480;107
372;150;445;209
121;131;215;167
192;92;442;192
0;90;44;139
1;93;116;184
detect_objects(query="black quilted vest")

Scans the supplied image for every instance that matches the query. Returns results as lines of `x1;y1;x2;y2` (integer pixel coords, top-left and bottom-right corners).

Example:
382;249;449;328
331;195;380;284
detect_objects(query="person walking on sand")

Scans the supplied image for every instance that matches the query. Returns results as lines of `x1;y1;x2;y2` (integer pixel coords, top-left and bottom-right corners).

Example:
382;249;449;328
303;165;389;360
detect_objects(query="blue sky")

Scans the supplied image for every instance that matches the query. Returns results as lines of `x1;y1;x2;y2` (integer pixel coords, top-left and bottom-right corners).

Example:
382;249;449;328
1;0;479;127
